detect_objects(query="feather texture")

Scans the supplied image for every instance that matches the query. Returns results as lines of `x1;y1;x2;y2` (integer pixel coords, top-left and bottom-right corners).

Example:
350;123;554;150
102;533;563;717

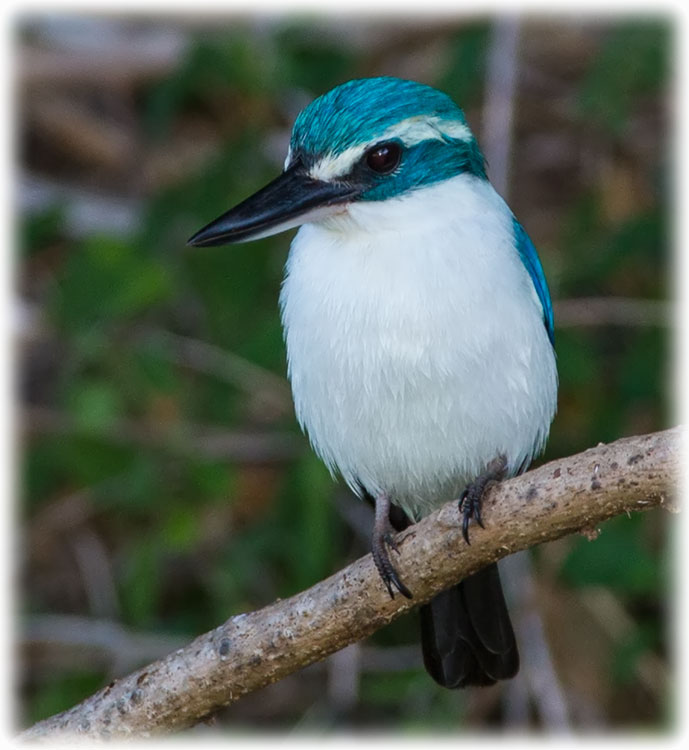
280;173;557;521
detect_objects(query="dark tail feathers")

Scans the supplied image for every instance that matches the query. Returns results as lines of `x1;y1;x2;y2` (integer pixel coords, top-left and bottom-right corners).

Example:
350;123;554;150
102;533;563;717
420;562;519;688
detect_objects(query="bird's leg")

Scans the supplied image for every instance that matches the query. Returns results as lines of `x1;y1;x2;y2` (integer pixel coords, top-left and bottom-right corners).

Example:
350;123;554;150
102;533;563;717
372;492;413;600
459;454;508;544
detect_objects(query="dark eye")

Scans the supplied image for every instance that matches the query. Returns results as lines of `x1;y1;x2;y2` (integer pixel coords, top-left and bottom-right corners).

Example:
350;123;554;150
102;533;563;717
365;142;402;174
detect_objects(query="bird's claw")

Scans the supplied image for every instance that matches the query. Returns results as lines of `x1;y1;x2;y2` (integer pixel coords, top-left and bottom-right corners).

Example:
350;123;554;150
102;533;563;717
372;529;412;599
372;492;413;599
459;485;485;545
458;455;508;545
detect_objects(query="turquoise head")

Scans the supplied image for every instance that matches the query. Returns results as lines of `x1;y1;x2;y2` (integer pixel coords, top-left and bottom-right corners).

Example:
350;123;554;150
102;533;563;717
288;77;486;201
189;77;486;246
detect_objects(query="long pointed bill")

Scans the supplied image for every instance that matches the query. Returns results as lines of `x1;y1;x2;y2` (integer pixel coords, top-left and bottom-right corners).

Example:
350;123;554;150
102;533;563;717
187;162;360;247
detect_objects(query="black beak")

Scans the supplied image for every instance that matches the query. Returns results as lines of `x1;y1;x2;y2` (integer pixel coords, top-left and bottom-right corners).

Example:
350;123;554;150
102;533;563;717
187;161;360;247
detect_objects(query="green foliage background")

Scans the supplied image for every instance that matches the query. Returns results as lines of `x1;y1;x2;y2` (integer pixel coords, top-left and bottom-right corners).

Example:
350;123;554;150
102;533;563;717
19;15;672;731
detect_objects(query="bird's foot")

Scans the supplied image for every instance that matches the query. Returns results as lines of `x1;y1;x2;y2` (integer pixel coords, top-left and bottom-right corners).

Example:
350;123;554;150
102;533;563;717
372;493;413;599
459;455;508;544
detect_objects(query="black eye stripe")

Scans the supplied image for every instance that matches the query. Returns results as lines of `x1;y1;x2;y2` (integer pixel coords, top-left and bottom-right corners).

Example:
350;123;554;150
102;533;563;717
364;142;402;175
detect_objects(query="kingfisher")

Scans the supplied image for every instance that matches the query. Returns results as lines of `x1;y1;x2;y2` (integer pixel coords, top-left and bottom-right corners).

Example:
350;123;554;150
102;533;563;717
188;77;558;688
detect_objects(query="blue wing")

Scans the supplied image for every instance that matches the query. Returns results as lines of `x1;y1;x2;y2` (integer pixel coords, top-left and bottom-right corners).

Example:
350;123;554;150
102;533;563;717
513;219;554;346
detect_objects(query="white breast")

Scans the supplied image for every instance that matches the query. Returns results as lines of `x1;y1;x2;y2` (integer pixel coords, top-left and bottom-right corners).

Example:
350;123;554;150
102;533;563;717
279;174;557;521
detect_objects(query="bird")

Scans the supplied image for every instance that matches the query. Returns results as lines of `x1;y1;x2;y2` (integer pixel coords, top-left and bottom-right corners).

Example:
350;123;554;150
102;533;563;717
188;76;558;689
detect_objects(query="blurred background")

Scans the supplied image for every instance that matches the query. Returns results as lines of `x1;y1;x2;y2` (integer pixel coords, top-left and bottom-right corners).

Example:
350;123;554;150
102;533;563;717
17;11;673;733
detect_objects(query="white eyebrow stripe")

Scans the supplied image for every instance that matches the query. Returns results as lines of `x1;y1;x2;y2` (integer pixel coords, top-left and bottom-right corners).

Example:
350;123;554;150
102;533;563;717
308;144;368;181
307;115;473;181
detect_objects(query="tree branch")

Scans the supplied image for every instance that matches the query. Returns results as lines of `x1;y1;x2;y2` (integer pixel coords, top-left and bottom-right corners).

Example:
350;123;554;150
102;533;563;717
21;428;681;740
